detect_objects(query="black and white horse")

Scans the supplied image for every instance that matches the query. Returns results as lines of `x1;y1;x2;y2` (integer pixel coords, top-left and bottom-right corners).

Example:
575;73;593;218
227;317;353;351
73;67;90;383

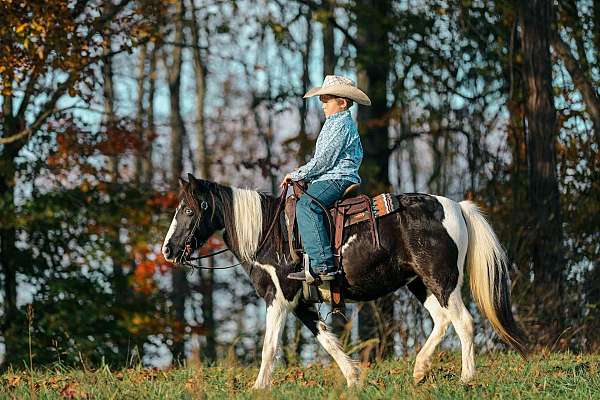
162;174;527;388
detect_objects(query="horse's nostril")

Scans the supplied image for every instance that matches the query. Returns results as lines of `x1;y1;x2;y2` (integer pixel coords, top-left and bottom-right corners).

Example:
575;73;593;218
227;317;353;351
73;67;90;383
163;245;172;258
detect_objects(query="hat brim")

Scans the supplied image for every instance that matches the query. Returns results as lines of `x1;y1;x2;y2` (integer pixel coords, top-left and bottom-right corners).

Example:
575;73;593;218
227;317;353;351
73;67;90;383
303;86;372;106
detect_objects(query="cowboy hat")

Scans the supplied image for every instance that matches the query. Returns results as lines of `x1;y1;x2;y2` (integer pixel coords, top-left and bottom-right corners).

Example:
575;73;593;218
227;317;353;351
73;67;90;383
303;75;371;106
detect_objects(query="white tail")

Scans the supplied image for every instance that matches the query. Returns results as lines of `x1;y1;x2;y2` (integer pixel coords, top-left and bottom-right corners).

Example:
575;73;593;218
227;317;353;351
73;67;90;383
459;200;528;357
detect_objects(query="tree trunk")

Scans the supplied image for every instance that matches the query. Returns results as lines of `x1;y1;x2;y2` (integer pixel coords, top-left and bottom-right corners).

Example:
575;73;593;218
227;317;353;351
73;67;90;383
142;44;158;186
519;0;566;347
103;36;119;182
1;82;25;364
505;15;529;270
164;0;189;363
189;0;216;363
321;0;336;75
134;44;147;186
0;149;18;363
354;0;394;359
355;0;392;194
298;9;313;163
165;4;185;189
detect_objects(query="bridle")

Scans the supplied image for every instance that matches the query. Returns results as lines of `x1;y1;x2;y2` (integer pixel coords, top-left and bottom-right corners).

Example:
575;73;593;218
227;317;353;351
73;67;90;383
177;198;241;270
176;180;332;271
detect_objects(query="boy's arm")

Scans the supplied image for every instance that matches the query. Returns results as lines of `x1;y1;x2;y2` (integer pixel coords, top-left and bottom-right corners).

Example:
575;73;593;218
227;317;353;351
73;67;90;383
289;120;349;181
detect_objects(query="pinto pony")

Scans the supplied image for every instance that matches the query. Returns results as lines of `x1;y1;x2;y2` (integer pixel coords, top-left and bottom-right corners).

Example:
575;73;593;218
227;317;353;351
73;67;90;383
161;174;527;388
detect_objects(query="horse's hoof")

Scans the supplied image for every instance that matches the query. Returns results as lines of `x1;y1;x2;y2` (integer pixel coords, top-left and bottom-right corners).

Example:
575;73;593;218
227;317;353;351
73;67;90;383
252;385;268;390
413;371;427;385
347;376;361;388
251;381;270;390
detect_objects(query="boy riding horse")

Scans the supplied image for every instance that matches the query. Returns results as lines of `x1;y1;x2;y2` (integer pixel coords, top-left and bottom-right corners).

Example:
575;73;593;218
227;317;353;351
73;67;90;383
282;75;371;281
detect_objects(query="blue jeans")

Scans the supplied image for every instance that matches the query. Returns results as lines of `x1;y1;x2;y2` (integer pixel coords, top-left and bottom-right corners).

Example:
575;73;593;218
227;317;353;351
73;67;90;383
296;179;353;273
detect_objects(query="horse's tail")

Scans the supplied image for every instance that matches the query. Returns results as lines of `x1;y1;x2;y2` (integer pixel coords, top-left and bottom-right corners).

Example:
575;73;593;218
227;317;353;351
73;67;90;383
459;200;528;358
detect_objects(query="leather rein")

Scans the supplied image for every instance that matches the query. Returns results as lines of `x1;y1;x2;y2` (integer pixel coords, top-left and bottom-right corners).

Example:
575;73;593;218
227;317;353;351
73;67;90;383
178;180;333;271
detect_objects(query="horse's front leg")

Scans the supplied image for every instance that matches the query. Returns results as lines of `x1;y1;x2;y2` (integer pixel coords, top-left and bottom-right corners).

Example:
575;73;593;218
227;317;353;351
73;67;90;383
253;298;288;389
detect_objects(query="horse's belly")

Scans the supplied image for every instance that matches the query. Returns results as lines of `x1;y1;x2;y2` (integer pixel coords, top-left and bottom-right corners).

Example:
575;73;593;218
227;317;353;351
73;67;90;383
343;268;417;302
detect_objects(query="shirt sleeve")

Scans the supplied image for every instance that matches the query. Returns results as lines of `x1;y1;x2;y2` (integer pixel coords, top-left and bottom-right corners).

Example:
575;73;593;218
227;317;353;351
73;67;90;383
289;117;349;182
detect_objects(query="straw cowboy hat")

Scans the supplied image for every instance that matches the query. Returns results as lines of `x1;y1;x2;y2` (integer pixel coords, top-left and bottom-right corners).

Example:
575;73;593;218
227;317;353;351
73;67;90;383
304;75;372;106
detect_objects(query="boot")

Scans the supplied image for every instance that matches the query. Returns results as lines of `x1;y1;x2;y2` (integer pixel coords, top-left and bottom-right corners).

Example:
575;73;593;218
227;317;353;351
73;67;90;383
312;264;337;281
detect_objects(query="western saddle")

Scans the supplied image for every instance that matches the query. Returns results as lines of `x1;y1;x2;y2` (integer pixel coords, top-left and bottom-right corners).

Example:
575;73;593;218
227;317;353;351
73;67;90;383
284;180;384;312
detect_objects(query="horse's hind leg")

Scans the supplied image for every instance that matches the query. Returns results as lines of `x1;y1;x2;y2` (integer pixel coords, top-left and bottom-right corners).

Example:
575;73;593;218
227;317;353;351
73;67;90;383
446;288;475;382
412;290;475;384
293;302;360;387
413;292;450;384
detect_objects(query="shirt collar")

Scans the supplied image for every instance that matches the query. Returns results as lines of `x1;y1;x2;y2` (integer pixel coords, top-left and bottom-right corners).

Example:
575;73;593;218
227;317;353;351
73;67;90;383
325;109;351;121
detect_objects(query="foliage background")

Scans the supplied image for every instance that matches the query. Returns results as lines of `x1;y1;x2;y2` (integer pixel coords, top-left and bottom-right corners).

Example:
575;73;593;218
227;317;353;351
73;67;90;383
0;0;598;369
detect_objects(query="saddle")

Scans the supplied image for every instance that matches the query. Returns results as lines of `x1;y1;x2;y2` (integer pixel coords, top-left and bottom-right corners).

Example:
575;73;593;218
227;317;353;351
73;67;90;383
284;180;401;310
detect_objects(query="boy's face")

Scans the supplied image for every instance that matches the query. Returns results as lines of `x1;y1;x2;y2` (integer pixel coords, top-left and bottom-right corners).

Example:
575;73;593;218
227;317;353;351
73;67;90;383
319;95;347;117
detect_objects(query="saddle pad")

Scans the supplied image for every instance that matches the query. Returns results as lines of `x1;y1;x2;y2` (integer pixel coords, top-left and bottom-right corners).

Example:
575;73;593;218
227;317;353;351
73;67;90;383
371;193;400;217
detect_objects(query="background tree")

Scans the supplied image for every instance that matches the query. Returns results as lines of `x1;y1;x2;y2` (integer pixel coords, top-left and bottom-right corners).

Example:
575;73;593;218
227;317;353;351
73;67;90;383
1;0;599;369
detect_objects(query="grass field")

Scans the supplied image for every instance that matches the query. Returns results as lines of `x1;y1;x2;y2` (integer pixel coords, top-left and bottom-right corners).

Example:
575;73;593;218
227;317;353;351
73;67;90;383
1;352;598;399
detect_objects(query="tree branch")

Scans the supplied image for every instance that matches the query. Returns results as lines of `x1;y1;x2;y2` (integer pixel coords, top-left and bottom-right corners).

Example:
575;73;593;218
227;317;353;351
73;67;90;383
552;33;600;139
0;106;57;145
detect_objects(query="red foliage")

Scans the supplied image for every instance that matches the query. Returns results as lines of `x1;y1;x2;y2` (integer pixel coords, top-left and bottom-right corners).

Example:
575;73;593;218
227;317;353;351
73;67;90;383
47;118;147;176
131;248;172;294
147;191;179;210
199;236;225;256
96;125;143;157
132;260;156;295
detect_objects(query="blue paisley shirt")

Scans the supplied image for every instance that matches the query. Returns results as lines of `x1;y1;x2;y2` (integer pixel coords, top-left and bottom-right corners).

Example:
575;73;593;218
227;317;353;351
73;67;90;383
290;109;363;184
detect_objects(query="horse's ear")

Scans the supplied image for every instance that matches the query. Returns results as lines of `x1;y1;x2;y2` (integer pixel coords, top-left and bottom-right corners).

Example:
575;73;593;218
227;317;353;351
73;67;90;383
187;173;197;185
188;174;212;192
178;177;187;187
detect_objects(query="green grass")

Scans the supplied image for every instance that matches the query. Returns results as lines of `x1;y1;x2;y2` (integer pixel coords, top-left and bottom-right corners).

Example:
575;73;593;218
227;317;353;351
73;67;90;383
1;352;598;399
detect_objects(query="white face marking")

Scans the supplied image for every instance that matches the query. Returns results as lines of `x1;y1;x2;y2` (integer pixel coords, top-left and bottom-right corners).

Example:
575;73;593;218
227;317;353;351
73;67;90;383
162;203;181;260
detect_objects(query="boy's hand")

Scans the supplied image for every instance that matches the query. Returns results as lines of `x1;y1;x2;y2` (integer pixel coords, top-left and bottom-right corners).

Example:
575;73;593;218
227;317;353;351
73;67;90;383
279;173;293;189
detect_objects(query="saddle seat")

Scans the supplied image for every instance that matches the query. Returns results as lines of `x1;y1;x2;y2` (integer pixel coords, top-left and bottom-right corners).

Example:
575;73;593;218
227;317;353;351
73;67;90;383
341;183;361;199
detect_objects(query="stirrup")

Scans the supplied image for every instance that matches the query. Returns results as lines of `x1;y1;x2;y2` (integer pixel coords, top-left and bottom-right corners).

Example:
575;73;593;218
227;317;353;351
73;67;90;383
287;270;314;281
316;270;338;281
287;254;325;285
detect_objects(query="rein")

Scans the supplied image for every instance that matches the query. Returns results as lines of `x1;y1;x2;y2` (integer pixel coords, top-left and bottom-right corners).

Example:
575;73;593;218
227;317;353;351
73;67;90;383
255;183;290;255
289;180;335;241
179;248;241;271
254;180;335;255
